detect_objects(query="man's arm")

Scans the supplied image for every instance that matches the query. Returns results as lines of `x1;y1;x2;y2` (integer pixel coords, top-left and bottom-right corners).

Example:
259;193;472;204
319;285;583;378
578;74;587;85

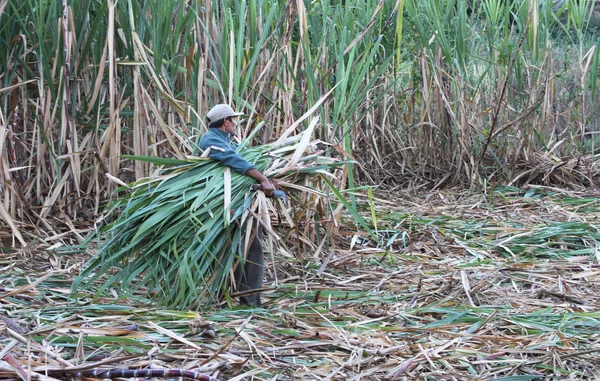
205;146;255;175
207;150;275;196
200;135;277;197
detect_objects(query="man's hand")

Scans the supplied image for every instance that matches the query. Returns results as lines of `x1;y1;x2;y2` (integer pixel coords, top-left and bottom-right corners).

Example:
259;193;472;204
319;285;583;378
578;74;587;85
260;179;275;197
270;179;281;191
246;169;281;197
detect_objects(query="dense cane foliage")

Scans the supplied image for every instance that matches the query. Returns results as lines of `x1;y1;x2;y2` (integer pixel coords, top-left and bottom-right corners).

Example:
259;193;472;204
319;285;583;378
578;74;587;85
75;153;265;308
0;0;599;241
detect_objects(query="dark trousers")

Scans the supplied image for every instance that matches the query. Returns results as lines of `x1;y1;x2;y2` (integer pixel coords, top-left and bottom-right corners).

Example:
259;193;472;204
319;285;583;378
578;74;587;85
234;222;264;307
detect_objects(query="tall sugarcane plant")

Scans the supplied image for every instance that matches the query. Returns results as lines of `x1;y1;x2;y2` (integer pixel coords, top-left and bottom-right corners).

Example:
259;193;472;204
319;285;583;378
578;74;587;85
1;0;599;248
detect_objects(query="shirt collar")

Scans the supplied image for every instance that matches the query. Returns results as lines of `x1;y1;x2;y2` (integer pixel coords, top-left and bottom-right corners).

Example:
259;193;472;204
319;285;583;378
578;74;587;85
211;128;232;141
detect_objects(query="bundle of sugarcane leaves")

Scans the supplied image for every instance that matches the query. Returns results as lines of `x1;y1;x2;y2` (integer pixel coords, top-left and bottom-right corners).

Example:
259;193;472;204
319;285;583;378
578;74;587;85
74;121;354;309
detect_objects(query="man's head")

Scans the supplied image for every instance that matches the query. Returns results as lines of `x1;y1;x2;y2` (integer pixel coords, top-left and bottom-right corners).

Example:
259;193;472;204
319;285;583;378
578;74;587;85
206;104;243;134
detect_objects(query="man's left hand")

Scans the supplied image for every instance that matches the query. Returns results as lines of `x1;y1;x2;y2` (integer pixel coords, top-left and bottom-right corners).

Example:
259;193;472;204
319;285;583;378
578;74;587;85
259;179;275;197
270;179;281;191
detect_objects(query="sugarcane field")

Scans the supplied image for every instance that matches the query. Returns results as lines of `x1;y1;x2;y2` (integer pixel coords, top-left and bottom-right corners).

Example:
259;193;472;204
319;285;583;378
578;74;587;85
2;0;600;380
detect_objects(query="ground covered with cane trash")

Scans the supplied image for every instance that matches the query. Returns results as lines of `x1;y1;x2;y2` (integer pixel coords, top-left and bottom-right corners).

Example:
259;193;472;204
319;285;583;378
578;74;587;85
1;187;600;380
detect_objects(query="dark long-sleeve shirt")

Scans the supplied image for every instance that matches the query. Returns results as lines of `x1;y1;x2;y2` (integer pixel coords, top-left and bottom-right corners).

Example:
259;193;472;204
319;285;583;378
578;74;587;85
199;128;255;175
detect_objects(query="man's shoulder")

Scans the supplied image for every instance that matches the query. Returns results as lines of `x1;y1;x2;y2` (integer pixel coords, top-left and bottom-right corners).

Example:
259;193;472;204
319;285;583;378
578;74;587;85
199;129;221;149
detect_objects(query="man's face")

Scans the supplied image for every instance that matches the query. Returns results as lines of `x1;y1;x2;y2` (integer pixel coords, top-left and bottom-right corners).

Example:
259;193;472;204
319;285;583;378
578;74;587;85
223;117;237;135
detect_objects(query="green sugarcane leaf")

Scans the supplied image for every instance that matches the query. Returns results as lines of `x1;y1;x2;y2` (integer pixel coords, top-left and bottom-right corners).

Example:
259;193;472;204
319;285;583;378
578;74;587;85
123;155;201;166
322;176;380;245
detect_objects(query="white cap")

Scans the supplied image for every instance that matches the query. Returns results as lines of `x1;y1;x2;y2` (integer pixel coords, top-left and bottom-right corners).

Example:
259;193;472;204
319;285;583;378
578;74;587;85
206;104;243;122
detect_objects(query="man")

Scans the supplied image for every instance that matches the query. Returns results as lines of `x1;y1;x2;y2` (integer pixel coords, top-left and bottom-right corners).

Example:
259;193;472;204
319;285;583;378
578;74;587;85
199;104;276;307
